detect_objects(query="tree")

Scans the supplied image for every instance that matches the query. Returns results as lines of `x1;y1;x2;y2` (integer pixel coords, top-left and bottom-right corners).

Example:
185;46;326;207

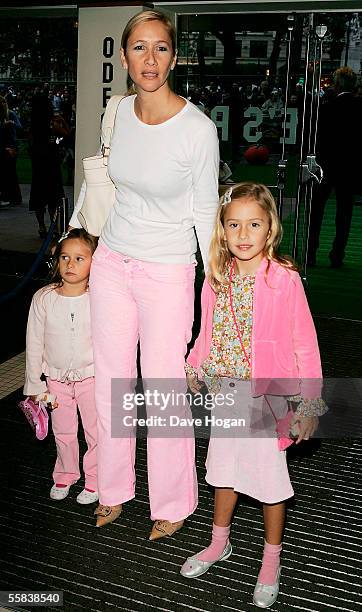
211;15;238;74
196;30;206;85
0;18;77;83
323;13;348;64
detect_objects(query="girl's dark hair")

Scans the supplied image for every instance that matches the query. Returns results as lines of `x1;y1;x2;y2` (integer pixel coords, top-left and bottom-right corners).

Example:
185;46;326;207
51;228;98;288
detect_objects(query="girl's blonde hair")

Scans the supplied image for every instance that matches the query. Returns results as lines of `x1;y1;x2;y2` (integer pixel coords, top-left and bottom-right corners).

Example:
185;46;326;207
51;229;98;289
208;181;297;291
121;9;177;96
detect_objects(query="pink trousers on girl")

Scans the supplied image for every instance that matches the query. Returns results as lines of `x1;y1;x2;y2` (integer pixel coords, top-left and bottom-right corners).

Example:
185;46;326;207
89;242;198;522
47;377;97;491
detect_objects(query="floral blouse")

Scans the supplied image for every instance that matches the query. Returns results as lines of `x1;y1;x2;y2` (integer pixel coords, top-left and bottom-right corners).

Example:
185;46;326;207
201;272;254;381
185;266;328;418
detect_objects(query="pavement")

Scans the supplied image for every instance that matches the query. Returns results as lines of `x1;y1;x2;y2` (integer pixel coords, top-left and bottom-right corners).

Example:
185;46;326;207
0;184;74;254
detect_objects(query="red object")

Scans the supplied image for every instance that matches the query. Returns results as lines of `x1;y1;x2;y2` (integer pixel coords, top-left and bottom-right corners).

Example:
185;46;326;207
244;144;269;165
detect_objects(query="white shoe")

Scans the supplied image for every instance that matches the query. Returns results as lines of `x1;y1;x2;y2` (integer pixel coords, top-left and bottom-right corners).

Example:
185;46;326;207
253;566;282;608
50;484;71;501
76;489;99;505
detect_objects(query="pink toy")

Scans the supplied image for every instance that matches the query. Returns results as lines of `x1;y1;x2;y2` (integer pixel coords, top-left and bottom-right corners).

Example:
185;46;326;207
18;397;49;440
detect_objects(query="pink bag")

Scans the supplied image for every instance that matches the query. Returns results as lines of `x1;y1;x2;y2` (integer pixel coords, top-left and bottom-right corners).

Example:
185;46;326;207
18;397;49;440
275;409;297;451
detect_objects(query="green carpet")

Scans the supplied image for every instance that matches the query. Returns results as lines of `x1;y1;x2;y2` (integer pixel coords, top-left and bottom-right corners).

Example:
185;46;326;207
196;196;361;321
283;199;362;320
306;201;362;320
229;158;362;319
15;156;72;186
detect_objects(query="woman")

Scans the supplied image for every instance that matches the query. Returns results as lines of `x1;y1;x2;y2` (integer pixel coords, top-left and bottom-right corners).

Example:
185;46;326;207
0;95;21;206
70;9;219;538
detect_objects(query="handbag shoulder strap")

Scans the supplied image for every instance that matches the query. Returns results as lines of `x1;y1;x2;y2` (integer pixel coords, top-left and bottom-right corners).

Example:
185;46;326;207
101;94;125;155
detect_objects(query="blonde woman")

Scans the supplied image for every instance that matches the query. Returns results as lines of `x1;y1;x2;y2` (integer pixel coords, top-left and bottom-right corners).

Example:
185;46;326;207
70;10;219;536
180;182;326;607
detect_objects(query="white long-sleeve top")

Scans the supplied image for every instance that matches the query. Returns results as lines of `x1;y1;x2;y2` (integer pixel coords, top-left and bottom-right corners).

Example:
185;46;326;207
24;286;94;396
70;95;220;267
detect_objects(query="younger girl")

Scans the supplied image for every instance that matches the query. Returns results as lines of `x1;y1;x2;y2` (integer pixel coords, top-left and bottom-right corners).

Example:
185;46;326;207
180;183;326;608
24;229;99;504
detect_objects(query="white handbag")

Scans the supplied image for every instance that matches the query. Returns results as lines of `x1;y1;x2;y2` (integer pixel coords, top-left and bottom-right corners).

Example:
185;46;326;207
77;95;124;237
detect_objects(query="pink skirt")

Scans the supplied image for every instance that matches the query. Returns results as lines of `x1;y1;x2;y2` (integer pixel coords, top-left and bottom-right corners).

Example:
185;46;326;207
205;379;294;504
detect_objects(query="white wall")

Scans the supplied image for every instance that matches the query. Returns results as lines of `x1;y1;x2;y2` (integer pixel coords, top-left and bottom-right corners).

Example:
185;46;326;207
75;4;148;201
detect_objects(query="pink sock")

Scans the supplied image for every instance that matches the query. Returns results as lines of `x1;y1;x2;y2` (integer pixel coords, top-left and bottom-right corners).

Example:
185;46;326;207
55;483;67;488
196;523;231;562
258;540;282;585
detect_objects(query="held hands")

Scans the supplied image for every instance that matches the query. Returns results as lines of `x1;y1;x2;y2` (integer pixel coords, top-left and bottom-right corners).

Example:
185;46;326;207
292;415;319;444
185;363;203;394
186;372;202;394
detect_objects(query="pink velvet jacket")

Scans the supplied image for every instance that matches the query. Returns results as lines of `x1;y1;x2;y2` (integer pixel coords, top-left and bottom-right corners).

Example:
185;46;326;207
187;258;323;398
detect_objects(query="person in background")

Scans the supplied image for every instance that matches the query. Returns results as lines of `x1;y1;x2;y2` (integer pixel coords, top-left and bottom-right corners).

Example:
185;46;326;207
29;90;64;238
307;66;362;267
0;95;21;206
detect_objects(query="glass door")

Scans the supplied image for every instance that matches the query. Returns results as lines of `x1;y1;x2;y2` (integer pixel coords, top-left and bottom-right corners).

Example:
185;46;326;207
175;10;362;285
176;12;307;261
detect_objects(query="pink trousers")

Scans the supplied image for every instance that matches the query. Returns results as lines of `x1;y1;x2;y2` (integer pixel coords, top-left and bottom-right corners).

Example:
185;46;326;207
47;378;97;491
89;242;198;521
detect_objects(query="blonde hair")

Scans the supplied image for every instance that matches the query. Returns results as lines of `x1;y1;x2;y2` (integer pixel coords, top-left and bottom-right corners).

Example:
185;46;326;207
121;9;177;96
121;9;176;55
208;182;297;291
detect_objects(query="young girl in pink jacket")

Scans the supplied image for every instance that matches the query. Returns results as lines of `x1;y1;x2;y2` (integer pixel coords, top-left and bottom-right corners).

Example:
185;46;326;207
180;182;327;608
24;229;99;505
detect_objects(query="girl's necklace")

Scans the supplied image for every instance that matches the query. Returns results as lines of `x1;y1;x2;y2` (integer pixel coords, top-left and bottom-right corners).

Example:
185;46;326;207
228;258;252;370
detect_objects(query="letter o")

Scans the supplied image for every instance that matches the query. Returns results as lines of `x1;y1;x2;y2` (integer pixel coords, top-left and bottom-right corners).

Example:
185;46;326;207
103;37;114;58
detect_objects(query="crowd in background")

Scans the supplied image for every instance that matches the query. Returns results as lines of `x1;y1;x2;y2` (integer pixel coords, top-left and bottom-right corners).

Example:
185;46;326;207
0;83;76;209
1;71;361;210
183;71;361;163
0;83;76;136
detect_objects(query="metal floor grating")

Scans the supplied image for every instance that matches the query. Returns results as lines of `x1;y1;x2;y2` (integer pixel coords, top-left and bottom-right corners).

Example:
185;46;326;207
0;384;361;612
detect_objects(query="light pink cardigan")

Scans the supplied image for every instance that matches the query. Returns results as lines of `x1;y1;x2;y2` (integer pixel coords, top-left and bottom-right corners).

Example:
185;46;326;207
187;258;323;398
24;287;94;396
